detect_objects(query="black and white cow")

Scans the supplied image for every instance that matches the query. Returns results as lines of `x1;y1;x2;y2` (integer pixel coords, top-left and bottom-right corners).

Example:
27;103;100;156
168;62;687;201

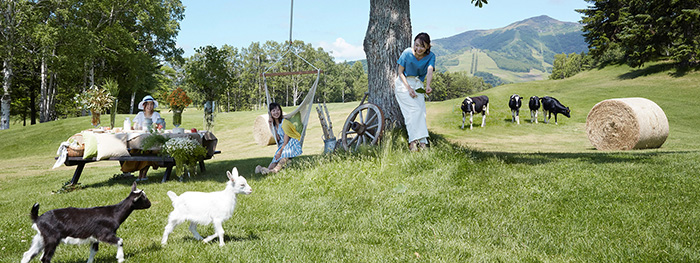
529;96;540;123
508;94;522;124
541;96;571;124
461;95;489;129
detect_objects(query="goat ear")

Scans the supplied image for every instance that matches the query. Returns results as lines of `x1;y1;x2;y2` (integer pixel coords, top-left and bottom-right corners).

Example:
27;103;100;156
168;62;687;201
131;181;137;192
227;167;238;181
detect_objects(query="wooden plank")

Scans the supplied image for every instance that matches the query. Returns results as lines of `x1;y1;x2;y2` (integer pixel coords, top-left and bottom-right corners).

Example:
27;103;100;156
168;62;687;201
262;70;322;77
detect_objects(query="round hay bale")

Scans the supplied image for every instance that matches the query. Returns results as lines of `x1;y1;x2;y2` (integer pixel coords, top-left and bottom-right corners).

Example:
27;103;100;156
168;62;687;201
253;114;276;146
586;98;669;150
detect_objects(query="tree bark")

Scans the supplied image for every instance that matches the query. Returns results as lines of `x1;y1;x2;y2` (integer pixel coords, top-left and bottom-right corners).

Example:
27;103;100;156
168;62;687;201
1;58;11;130
40;55;49;122
363;0;412;129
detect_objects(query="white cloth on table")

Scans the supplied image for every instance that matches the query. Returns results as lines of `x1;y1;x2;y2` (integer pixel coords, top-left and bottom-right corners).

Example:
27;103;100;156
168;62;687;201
394;76;429;144
132;111;161;130
52;142;70;169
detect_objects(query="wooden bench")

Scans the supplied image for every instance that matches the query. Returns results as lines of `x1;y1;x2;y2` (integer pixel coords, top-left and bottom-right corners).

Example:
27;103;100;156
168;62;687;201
60;151;221;185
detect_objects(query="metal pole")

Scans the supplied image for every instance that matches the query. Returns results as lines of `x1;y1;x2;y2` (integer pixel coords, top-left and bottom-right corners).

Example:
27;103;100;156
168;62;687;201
289;0;294;45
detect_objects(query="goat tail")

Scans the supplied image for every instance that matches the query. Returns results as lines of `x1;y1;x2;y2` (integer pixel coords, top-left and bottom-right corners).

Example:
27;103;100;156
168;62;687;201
166;191;178;202
30;203;40;222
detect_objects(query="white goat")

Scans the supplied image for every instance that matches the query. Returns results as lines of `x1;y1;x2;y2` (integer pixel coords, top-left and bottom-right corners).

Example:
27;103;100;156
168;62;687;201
21;182;151;263
161;167;252;247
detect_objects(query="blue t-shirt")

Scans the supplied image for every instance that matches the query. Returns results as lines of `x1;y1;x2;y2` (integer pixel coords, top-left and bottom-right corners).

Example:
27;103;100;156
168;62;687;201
396;48;436;82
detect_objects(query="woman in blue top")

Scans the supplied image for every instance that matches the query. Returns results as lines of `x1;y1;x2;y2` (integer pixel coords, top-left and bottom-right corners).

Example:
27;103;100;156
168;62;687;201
395;32;436;151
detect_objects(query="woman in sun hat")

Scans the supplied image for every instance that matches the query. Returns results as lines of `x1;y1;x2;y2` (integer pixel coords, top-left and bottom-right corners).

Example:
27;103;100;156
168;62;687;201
133;95;161;131
122;95;162;181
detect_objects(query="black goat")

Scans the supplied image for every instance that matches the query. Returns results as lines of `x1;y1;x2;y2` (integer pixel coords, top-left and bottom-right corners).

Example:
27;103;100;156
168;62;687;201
509;94;522;124
541;96;571;124
460;95;489;129
21;182;151;263
529;96;541;123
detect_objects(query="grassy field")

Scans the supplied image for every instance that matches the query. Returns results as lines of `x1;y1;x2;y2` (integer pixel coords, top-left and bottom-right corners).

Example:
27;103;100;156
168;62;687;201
1;62;700;262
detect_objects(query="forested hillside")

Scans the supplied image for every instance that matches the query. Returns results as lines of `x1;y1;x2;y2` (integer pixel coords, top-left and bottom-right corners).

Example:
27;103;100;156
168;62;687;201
432;15;587;84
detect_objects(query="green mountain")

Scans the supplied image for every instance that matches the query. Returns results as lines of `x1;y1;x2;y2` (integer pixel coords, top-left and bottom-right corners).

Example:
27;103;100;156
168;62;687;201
432;15;587;84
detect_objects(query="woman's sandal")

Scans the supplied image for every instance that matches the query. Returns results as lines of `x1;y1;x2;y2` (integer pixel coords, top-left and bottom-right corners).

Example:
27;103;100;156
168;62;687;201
409;141;419;152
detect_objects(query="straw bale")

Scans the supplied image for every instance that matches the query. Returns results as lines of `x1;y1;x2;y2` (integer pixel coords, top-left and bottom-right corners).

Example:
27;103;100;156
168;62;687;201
253;114;276;146
586;98;669;150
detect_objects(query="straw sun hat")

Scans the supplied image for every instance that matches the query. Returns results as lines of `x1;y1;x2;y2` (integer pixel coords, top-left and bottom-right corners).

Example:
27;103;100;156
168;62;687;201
138;95;159;110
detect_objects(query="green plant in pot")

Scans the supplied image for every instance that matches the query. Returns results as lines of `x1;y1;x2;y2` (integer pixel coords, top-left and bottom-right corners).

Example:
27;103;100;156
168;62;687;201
163;137;207;178
78;84;114;128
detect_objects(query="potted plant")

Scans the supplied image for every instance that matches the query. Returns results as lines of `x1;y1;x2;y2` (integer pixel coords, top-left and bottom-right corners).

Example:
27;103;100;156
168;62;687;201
78;84;114;128
163;137;207;179
166;88;192;132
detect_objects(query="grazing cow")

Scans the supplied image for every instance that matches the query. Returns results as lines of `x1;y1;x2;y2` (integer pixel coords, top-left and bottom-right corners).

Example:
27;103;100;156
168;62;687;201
508;94;522;124
460;95;489;129
529;96;540;123
541;96;571;124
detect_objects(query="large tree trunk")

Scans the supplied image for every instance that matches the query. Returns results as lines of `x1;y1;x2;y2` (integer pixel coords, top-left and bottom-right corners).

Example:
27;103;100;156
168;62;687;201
363;0;412;129
1;58;11;130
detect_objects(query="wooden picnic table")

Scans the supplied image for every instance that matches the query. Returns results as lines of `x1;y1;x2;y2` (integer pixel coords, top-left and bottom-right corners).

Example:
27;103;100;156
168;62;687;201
55;129;219;184
61;150;220;184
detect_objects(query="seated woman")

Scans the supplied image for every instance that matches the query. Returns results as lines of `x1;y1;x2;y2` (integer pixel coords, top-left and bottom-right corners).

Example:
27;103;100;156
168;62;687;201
121;95;162;181
255;102;302;174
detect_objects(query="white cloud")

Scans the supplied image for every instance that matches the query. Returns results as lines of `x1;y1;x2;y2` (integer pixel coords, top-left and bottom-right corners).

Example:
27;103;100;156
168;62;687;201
318;38;366;62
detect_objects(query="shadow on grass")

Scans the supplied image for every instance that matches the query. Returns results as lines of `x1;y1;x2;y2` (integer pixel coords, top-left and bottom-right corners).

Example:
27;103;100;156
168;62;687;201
431;132;699;166
616;62;700;79
82;156;277;189
474;150;699;166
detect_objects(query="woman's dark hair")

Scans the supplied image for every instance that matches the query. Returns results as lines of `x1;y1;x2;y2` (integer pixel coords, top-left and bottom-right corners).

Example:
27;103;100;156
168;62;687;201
415;32;431;54
269;102;283;125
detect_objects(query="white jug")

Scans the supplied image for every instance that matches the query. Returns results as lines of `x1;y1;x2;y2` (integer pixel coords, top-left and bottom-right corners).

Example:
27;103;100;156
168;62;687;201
124;117;131;131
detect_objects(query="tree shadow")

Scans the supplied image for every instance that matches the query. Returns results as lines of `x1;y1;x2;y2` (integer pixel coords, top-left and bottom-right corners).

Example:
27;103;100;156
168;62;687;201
429;131;697;166
82;157;278;189
618;62;684;79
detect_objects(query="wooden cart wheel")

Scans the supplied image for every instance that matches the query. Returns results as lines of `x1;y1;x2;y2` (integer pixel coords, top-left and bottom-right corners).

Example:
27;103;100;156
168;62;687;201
341;103;385;151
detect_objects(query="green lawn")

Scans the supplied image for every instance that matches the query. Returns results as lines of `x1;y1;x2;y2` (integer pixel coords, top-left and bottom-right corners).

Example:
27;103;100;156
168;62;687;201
1;62;699;262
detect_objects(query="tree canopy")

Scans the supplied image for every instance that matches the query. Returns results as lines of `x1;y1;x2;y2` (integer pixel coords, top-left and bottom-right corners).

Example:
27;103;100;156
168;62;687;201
579;0;700;67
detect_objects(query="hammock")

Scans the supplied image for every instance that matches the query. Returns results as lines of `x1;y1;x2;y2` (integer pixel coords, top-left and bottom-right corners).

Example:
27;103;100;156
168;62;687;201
262;50;322;147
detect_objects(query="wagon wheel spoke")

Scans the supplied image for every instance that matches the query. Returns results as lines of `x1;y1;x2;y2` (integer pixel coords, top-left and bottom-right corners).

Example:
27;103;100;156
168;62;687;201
366;124;379;130
365;132;376;141
365;114;377;125
347;135;359;146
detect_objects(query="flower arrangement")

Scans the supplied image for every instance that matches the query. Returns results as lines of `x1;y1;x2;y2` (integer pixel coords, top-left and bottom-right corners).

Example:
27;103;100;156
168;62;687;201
76;84;114;127
77;85;114;114
163;137;207;178
167;88;191;128
166;88;192;111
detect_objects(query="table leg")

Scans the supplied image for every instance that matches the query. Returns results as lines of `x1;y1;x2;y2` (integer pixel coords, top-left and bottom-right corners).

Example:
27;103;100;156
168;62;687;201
162;164;173;183
199;160;206;172
70;163;85;185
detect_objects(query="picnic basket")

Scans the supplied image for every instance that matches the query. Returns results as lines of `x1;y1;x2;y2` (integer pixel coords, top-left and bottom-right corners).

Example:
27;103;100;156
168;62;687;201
66;133;85;157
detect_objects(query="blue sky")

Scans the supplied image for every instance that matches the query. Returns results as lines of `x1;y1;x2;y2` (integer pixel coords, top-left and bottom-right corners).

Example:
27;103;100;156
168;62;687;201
176;0;590;62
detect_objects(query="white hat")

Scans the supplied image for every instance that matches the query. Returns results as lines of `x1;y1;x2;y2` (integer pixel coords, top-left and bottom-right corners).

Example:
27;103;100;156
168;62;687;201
138;95;159;110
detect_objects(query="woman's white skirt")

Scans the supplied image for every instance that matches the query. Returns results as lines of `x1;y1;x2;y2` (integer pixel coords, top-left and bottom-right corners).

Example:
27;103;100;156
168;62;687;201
394;76;429;144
